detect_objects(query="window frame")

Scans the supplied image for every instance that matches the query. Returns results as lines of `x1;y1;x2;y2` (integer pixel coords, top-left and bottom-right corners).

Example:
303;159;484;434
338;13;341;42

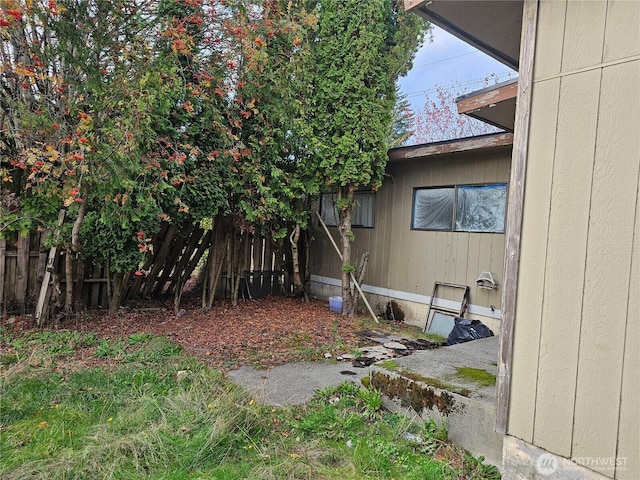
411;183;507;233
320;191;376;229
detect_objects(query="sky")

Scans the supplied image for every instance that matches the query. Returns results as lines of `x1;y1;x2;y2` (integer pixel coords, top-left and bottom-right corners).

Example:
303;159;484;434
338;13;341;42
397;25;517;115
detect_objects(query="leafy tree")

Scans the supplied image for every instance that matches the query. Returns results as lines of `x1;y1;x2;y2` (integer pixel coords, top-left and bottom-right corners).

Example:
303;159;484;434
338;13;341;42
308;0;427;315
411;80;503;144
228;0;318;299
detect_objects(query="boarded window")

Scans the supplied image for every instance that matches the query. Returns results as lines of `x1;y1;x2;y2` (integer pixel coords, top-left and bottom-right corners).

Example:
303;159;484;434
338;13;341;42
412;183;507;233
320;192;375;228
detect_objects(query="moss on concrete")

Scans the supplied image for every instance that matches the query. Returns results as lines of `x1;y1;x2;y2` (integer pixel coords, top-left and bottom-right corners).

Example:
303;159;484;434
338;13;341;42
453;367;496;387
371;371;466;416
376;360;400;371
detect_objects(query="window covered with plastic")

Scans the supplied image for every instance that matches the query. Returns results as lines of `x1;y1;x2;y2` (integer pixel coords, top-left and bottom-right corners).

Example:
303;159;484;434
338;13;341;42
320;192;375;228
412;187;454;230
455;184;506;232
412;183;507;233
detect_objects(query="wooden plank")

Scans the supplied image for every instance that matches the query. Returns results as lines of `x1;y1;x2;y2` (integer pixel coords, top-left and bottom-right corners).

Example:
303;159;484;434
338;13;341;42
34;231;49;300
4;250;17;311
506;77;560;440
571;61;639;474
152;233;185;297
561;0;606;72
90;264;102;309
457;80;518;115
34;210;65;325
0;237;5;315
496;0;538;436
532;70;601;457
388;133;513;162
142;224;178;298
129;222;170;298
603;0;640;62
167;229;199;285
73;259;85;311
15;234;30;314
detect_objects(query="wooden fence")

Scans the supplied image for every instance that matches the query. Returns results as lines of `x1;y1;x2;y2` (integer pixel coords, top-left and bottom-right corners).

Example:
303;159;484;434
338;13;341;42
1;223;291;319
0;231;111;317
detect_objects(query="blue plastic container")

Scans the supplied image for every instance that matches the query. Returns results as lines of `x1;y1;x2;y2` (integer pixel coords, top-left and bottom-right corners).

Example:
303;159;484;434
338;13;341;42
329;296;342;313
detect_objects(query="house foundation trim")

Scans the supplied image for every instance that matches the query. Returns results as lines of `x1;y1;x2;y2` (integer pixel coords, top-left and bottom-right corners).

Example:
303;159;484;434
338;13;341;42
502;436;617;480
310;274;501;320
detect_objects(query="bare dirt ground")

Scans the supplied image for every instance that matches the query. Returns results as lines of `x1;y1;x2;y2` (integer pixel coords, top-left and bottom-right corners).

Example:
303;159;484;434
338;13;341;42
2;294;396;371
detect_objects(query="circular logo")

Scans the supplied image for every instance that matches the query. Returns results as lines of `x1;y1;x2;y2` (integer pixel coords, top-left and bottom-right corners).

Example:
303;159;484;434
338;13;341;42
536;453;559;476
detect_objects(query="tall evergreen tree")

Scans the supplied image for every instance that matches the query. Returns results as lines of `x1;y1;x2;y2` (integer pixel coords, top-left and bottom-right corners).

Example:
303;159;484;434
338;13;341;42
389;87;415;148
309;0;427;315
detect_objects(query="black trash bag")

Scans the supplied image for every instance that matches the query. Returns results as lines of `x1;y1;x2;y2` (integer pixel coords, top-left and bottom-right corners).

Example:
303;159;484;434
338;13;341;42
447;318;494;345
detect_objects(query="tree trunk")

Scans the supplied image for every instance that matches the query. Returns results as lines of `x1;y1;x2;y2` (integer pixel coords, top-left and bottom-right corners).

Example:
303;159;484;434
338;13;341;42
109;272;124;316
338;186;356;316
290;223;308;301
108;271;131;316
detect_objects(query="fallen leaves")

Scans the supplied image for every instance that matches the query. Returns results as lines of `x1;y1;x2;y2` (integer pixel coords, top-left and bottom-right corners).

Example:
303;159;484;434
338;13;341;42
55;296;367;370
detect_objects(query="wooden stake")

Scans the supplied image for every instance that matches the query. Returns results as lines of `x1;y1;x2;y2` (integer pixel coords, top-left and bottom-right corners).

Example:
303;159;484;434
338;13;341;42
35;210;65;326
316;212;378;323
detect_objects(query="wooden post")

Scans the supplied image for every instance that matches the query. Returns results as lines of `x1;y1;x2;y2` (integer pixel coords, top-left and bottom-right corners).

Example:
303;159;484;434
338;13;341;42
495;0;539;435
0;237;6;317
35;210;65;326
316;212;378;323
15;233;30;314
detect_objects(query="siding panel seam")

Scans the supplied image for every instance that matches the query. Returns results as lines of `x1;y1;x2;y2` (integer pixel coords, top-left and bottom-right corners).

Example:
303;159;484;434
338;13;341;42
569;67;604;458
534;54;640;83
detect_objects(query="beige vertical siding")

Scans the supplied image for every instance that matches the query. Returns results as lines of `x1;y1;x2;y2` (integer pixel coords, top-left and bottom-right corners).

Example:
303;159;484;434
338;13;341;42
603;0;640;62
561;0;607;71
532;0;565;79
508;77;560;442
310;182;394;288
310;147;511;318
533;68;601;458
509;0;640;477
572;60;639;474
616;192;639;480
385;150;510;310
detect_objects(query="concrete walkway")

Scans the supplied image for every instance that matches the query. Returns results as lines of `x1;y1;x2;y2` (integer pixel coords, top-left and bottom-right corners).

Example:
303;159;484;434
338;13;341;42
226;360;369;406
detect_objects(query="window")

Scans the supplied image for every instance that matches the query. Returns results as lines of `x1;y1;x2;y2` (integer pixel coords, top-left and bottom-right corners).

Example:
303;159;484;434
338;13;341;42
412;183;507;233
320;191;375;228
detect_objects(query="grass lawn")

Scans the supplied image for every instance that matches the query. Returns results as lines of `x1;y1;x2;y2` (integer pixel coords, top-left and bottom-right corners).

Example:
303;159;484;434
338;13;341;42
0;328;500;479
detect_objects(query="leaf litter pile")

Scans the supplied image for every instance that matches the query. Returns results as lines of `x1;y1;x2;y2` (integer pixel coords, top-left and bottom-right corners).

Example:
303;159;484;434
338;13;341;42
3;295;429;371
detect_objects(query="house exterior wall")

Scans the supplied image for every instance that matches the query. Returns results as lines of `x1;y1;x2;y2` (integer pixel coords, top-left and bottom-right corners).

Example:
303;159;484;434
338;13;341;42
310;145;511;332
506;1;639;478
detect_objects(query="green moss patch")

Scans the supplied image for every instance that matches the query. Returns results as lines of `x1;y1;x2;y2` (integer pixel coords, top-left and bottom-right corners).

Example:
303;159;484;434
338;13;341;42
454;367;496;387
